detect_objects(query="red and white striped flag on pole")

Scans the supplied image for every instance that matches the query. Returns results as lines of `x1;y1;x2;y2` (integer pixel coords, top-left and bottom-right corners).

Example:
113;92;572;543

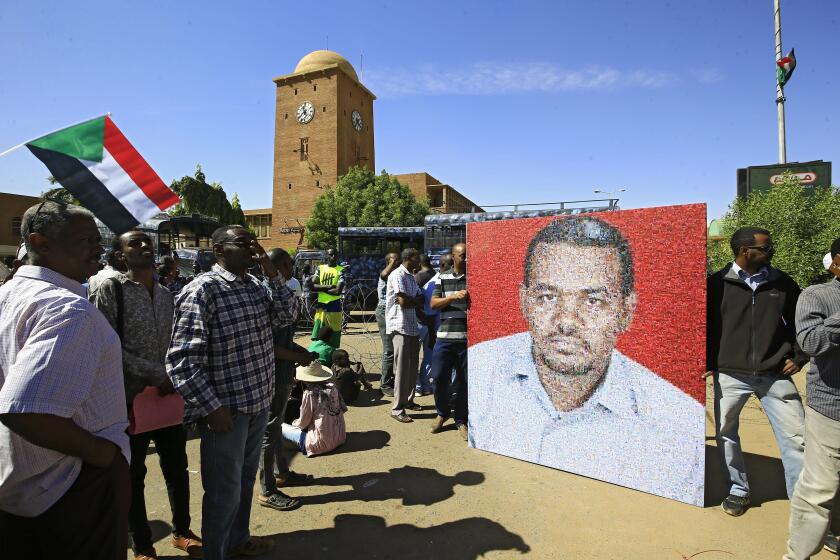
22;115;180;234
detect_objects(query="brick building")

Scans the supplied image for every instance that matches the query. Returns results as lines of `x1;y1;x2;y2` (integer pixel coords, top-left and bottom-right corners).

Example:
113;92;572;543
245;50;481;250
0;192;40;263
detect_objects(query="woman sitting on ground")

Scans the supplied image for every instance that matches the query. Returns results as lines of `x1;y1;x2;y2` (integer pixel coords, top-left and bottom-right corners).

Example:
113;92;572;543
282;362;347;456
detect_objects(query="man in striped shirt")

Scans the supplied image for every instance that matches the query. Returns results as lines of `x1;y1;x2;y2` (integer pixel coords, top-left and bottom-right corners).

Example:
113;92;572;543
785;238;840;559
166;226;300;560
430;242;470;440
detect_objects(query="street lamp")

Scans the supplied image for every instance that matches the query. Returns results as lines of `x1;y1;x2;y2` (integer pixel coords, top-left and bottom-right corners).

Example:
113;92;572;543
593;188;626;196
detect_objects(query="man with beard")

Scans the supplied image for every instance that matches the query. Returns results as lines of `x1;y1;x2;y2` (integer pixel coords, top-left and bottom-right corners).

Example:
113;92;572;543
706;227;808;518
470;216;704;504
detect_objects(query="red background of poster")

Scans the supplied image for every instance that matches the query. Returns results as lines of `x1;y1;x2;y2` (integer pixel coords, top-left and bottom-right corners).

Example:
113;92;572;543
467;204;707;403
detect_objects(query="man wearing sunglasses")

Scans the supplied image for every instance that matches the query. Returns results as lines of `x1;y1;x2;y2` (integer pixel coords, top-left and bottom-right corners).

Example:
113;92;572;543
166;225;300;560
706;227;809;518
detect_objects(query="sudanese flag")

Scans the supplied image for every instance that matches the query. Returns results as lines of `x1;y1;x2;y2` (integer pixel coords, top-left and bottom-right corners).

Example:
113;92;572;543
26;116;180;234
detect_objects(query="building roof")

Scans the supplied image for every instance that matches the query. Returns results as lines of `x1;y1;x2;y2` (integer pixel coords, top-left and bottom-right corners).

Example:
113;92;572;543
273;49;375;99
294;50;359;82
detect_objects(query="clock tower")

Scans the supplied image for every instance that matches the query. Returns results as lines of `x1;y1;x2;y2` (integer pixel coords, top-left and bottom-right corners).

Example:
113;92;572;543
269;50;376;249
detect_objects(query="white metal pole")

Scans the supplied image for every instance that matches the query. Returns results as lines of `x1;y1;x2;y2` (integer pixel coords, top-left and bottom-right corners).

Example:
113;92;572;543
774;0;787;163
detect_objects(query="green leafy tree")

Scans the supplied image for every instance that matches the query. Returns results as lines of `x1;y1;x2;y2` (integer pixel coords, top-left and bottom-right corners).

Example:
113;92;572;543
709;174;840;287
168;164;246;225
40;176;80;204
306;167;429;248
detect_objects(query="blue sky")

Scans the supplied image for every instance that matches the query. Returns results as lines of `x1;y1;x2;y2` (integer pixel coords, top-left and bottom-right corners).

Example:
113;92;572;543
1;0;837;221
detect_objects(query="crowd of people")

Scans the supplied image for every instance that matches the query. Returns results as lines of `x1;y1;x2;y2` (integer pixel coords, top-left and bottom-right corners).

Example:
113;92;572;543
2;199;840;559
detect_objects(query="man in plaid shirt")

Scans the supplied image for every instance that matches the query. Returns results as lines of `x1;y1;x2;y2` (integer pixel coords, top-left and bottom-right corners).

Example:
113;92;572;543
166;225;300;560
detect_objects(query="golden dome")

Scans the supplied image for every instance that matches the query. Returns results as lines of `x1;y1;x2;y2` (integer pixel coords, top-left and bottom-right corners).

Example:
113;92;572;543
294;50;359;82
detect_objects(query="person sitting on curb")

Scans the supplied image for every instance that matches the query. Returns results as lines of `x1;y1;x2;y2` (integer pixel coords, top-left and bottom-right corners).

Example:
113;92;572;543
331;349;373;404
281;363;347;457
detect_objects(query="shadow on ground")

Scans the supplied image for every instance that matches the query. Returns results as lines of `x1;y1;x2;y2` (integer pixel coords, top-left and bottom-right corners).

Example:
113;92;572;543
301;466;484;507
158;514;527;560
347;385;392;408
704;444;787;508
327;430;391;455
268;514;528;560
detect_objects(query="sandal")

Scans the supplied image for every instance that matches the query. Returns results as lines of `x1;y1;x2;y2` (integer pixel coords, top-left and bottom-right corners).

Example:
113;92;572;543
405;402;423;411
275;470;314;487
258;492;300;511
227;535;275;557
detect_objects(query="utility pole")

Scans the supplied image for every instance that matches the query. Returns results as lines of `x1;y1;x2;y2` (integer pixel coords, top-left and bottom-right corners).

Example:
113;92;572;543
774;0;787;163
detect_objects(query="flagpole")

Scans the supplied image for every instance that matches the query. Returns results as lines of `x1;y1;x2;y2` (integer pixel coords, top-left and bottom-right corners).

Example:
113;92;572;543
0;113;111;159
774;0;787;164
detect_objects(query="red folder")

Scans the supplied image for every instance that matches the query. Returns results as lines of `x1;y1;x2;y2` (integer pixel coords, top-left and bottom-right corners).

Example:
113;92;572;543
128;387;185;435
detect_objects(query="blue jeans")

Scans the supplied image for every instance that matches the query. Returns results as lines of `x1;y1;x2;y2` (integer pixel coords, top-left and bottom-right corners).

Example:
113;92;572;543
416;323;434;394
280;423;307;453
199;410;269;560
430;339;468;425
714;372;805;498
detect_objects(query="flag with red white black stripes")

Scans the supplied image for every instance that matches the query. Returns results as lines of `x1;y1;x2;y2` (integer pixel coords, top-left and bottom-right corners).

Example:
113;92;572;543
26;116;179;234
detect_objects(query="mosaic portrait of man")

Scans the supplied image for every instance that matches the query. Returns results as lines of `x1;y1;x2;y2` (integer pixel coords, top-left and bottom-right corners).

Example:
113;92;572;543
468;208;706;505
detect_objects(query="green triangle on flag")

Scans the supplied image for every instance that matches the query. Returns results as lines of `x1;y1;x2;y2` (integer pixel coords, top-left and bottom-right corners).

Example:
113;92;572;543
27;116;106;162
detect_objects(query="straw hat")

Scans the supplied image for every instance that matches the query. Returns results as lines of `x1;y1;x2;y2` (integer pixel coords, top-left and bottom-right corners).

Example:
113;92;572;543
295;361;333;383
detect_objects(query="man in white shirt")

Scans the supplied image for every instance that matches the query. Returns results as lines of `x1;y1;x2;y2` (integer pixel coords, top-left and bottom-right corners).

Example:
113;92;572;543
470;216;705;505
385;248;424;423
0;201;130;559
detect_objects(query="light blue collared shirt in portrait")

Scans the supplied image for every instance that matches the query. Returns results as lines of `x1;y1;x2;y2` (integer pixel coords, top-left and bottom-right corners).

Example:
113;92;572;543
469;331;705;506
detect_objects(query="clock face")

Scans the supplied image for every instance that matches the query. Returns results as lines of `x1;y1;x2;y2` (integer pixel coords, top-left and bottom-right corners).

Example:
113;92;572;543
296;101;315;124
351;110;363;132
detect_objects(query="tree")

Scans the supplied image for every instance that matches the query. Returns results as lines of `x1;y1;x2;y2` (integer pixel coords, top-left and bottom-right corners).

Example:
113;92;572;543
708;174;840;287
305;167;430;248
168;164;246;225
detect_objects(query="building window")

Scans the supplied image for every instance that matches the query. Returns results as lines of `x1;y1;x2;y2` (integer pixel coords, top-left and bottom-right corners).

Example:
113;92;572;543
314;84;317;91
284;113;288;119
316;180;320;187
299;137;309;161
288;183;292;189
10;217;22;237
245;214;272;239
322;106;326;112
294;88;297;95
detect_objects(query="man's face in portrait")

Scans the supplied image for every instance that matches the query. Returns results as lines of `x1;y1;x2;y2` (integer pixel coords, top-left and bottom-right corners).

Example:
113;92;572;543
520;241;636;388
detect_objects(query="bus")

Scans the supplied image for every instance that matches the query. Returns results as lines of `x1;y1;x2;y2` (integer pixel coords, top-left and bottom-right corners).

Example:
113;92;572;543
423;200;617;264
95;212;221;277
336;226;425;310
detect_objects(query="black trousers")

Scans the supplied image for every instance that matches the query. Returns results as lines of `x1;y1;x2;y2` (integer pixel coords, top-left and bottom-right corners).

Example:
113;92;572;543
0;454;130;560
259;382;294;496
128;424;191;553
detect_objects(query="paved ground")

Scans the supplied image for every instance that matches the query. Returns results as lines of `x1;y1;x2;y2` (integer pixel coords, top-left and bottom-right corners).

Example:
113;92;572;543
137;319;835;560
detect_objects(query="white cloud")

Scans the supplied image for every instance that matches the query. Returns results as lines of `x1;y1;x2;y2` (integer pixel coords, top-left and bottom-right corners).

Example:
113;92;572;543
694;68;725;85
364;61;719;97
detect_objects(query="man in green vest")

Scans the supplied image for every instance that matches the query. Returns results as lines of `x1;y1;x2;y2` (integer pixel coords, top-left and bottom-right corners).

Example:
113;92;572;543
310;248;344;348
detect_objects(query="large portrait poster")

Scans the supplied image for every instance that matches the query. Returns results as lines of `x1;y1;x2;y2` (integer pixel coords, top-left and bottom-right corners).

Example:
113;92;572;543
467;204;706;506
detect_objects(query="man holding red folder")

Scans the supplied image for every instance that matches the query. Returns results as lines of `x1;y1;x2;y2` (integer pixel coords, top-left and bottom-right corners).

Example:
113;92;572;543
90;230;201;560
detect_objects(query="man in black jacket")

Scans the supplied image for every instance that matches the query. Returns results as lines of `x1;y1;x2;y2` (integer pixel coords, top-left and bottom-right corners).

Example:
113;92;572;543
706;227;808;517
